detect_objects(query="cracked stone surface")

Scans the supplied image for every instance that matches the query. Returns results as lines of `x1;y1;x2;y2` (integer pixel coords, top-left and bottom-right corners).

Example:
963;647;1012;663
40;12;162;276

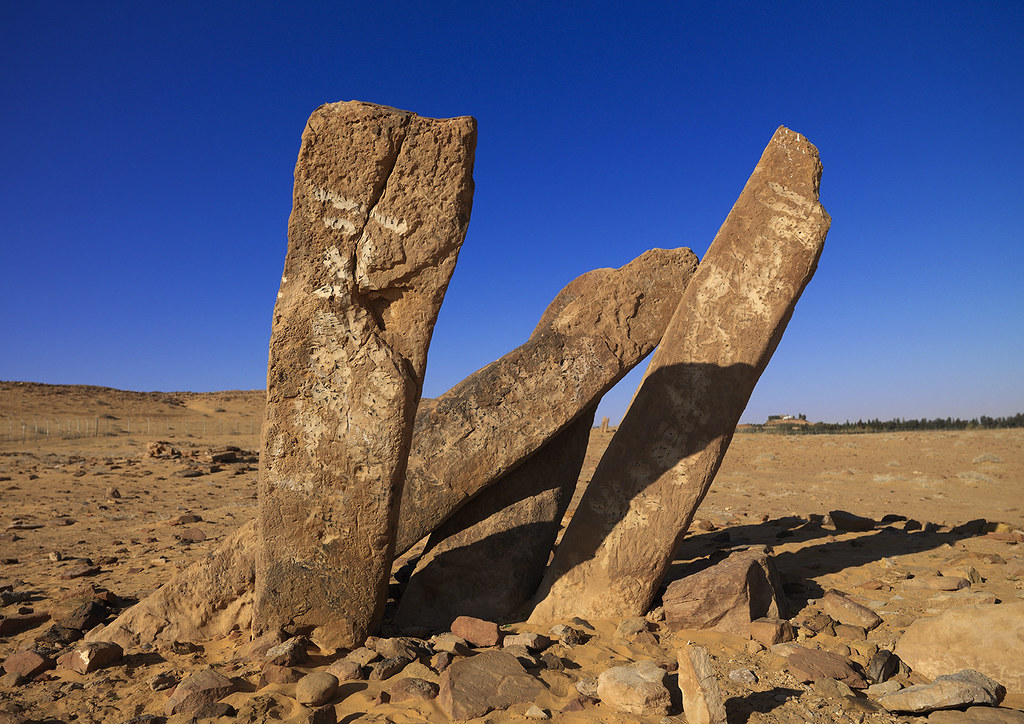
531;126;831;622
255;101;476;648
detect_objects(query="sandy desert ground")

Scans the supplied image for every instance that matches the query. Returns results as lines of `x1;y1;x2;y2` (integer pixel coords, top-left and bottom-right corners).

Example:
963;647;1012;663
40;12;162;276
1;381;1022;723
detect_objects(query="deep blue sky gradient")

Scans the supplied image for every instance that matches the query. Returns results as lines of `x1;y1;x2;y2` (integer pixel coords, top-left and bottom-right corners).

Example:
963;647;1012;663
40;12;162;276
2;2;1022;423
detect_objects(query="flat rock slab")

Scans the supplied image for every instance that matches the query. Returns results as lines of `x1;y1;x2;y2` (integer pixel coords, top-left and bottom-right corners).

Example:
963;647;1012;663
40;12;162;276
530;126;830;622
928;707;1024;723
822;589;883;630
256;101;476;649
783;646;867;689
662;547;786;636
395;247;699;555
164;667;238;716
438;650;543;720
677;645;728;724
879;669;1005;713
597;660;671;716
895;602;1024;695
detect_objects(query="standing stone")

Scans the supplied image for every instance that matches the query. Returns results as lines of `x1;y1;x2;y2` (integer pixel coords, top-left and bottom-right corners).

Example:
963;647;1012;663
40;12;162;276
530;126;830;622
395;247;700;555
255;101;476;649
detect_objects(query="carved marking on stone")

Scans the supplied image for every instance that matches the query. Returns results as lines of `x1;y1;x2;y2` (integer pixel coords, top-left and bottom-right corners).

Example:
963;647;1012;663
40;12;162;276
369;209;408;235
312;246;354;299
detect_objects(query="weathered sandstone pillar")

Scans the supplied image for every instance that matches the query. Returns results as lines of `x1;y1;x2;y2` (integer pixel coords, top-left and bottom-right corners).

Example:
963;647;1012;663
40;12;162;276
530;126;830;622
394;246;700;555
256;101;476;648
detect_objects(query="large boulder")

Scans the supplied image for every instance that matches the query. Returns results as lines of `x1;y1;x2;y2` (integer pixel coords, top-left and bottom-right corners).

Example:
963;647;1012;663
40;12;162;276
895;602;1024;695
255;101;476;649
437;650;543;720
530;126;830;622
661;548;786;637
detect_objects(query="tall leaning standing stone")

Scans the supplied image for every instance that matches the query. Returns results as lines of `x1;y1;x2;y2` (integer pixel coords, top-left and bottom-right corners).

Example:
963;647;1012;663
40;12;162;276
256;101;476;648
530;126;830;622
394;247;699;555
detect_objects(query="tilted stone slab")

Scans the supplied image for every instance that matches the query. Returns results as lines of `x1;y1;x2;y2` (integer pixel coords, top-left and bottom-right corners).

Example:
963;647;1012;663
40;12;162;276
393;263;645;630
530;126;830;622
394;406;596;631
395;246;699;555
256;101;476;648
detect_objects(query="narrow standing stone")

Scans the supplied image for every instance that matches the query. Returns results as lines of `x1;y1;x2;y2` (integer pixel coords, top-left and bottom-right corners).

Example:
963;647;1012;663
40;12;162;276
256;101;476;649
530;126;830;622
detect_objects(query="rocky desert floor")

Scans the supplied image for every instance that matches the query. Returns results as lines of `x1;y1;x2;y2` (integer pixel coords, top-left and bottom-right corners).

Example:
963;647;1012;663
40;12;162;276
1;381;1023;723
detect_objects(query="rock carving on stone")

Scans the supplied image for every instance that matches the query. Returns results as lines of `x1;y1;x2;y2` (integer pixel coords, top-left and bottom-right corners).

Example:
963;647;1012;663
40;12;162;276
530;126;830;623
255;100;476;649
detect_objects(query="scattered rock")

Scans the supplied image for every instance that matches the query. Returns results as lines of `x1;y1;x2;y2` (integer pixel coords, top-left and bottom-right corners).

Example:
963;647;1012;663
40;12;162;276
438;650;544;720
878;669;1005;713
258;664;302;686
325;659;363;682
388;676;439;702
867;649;900;684
749;617;795;646
369;656;409;681
822;589;883;630
60;562;100;579
451;615;501;647
0;612;50;636
265;637;307;666
525;704;550;719
548;624;587;647
828;510;877;531
56;641;122;674
295;672;339;707
597;660;671;716
729;668;759;685
662;548;786;636
345;646;380;666
867;680;903;698
783;646;867;688
2;649;54;678
677;645;728;724
164;667;238;716
503;632;550;651
177;527;207;543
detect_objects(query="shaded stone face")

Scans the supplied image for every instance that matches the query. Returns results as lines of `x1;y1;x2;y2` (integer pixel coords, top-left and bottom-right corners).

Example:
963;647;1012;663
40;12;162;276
391;247;698;631
395;246;700;556
256;101;476;649
530;126;830;623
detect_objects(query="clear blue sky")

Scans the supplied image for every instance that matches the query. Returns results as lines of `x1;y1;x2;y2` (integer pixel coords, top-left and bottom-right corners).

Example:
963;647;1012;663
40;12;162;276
2;2;1022;424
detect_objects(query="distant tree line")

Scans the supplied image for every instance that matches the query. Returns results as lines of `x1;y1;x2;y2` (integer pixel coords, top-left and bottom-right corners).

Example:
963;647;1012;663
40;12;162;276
742;412;1024;435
